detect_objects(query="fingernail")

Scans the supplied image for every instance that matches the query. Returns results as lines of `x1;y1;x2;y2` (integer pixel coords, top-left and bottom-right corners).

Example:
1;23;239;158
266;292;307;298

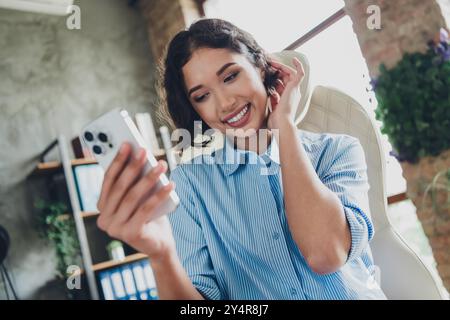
154;162;163;173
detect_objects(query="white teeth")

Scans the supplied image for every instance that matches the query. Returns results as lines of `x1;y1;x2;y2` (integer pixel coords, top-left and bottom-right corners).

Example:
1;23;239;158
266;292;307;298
227;104;249;124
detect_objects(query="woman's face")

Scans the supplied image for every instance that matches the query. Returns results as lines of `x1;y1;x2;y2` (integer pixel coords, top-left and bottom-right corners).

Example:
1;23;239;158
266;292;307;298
182;48;269;138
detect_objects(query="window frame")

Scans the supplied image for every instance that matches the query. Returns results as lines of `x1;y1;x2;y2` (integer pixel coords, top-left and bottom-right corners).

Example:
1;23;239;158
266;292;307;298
284;7;407;206
199;2;407;205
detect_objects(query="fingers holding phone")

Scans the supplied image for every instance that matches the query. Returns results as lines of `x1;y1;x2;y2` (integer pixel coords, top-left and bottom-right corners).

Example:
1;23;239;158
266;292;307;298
82;108;180;259
98;144;147;221
96;143;177;260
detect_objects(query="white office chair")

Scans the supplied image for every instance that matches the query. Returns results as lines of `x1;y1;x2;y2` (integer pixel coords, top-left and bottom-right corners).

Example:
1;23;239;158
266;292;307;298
273;50;446;299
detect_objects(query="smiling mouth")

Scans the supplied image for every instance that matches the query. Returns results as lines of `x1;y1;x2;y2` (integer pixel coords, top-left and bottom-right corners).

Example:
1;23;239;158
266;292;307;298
223;103;251;125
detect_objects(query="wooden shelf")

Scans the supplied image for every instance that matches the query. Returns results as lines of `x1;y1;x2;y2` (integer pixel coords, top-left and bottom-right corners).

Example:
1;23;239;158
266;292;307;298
80;211;100;218
32;149;166;176
58;211;100;221
92;253;148;272
74;253;149;275
34;158;98;174
387;192;408;205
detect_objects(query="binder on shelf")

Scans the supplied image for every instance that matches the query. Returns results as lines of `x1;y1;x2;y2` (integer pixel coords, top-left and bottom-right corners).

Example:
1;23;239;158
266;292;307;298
141;260;158;300
109;267;127;300
73;164;104;212
71;136;93;159
131;262;149;300
121;265;138;300
99;271;114;300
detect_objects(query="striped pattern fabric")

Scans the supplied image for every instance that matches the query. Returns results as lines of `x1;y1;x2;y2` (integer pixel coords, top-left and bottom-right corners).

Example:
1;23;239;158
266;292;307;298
168;129;386;300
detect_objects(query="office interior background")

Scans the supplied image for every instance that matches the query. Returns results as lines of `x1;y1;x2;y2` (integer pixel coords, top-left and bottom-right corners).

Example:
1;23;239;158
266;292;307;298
0;0;449;300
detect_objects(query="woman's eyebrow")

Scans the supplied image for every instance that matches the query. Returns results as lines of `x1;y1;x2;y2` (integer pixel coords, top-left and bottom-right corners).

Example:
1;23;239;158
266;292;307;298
216;62;236;76
188;62;237;97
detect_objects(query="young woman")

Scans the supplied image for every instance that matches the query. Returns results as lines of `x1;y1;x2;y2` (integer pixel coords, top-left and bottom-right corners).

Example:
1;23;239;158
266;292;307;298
96;18;386;300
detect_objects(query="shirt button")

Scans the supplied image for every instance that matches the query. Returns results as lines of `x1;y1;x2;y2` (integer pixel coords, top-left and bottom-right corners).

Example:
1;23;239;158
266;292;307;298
291;288;297;296
272;232;280;240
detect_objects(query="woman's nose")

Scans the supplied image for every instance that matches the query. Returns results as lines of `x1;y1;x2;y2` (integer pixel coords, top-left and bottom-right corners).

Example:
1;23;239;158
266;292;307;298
216;91;236;113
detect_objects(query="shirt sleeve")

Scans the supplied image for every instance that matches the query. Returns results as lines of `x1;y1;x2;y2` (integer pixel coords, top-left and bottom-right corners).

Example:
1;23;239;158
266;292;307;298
168;166;223;300
320;136;374;264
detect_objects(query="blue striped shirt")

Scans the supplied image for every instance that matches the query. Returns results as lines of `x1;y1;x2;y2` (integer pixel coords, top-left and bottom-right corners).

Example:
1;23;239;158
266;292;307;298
168;129;387;300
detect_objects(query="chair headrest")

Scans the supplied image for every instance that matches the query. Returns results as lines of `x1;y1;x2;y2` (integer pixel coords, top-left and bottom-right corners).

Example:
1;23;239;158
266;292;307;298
270;51;311;125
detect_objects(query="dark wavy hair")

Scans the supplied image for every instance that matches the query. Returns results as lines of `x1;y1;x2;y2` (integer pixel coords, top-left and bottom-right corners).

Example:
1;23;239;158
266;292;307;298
157;18;280;146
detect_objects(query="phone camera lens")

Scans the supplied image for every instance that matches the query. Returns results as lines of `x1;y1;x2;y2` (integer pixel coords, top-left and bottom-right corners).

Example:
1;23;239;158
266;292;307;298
84;131;94;142
92;145;102;155
98;132;108;143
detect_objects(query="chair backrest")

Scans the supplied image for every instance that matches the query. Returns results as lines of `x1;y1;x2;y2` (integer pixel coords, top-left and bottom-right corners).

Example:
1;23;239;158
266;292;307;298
275;50;446;299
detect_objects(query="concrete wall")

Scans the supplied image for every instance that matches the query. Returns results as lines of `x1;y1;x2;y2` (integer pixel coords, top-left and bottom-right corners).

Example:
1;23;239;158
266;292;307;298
0;0;159;299
139;0;201;63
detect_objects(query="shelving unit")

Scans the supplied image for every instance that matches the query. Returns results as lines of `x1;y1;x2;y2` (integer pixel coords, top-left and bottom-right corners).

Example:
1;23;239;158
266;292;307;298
30;135;167;300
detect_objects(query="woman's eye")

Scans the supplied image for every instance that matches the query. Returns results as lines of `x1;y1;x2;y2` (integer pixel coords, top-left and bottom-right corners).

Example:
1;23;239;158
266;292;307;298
224;71;239;82
194;93;209;103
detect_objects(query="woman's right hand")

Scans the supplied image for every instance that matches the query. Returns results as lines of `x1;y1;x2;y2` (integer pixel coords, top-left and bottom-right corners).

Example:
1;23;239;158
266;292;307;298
96;142;177;263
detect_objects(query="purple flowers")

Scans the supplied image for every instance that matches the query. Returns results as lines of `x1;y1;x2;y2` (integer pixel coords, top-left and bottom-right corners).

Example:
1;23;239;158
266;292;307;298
369;78;378;91
439;28;449;43
428;28;450;64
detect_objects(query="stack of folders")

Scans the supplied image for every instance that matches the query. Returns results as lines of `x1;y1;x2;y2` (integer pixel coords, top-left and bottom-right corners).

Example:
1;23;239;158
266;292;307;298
73;164;104;212
98;259;158;300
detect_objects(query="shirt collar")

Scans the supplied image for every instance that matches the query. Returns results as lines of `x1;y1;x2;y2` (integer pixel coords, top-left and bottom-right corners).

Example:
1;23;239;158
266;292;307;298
214;133;280;176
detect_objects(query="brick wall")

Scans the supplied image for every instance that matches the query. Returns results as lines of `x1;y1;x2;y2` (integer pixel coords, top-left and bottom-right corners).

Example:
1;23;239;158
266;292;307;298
344;0;447;77
139;0;202;65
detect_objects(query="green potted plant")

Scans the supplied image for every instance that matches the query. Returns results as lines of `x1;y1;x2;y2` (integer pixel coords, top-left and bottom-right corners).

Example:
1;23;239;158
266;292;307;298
373;28;450;291
106;240;125;261
34;200;82;298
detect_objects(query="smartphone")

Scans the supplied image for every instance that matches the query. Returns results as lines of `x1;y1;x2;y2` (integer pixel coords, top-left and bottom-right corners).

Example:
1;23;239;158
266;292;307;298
81;108;180;219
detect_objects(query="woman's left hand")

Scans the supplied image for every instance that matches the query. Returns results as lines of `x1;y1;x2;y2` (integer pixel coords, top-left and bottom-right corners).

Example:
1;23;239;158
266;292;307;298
266;57;305;129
